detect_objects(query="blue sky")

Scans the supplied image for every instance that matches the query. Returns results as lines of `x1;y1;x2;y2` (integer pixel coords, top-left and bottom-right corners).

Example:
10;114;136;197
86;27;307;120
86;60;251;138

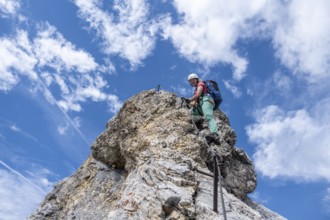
0;0;329;219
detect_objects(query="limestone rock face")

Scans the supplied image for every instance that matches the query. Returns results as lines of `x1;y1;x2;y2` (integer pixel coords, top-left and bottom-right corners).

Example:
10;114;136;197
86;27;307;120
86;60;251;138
29;90;286;220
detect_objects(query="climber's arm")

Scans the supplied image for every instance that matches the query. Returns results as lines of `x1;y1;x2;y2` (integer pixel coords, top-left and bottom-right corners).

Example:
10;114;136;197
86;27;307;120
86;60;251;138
190;85;203;102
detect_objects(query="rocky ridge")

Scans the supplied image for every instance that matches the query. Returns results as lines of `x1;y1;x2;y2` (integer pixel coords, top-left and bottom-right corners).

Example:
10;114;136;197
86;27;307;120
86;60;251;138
29;90;286;220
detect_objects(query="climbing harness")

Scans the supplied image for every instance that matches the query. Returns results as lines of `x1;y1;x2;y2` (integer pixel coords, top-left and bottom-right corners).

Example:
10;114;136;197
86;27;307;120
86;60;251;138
180;97;227;219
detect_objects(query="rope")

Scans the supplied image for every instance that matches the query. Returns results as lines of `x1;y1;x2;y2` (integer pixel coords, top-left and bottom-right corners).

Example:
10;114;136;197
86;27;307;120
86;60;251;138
180;97;227;219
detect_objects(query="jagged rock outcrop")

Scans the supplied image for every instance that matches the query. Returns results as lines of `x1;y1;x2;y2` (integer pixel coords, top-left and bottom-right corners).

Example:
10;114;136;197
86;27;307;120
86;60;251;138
29;90;286;220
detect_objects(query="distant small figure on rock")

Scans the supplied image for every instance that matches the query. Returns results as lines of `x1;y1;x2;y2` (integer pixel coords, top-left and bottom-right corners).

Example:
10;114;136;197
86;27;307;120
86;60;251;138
186;73;221;145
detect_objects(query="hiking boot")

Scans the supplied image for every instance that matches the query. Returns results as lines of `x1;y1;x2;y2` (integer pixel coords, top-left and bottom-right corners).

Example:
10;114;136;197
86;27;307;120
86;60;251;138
205;132;221;145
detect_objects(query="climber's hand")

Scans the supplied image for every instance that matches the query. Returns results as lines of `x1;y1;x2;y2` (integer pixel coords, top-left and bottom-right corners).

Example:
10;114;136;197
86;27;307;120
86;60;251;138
189;100;197;108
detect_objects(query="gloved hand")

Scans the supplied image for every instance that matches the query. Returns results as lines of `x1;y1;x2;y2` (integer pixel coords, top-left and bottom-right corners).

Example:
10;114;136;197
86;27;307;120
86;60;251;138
189;100;197;108
185;98;191;104
180;97;191;109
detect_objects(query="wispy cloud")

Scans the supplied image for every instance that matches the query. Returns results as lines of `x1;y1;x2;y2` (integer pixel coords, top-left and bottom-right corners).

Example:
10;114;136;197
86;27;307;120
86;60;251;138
57;123;69;136
0;22;122;141
34;24;98;73
322;188;330;216
74;0;160;69
1;18;122;111
0;118;53;153
223;80;242;98
272;71;293;95
0;160;53;220
0;0;20;17
249;191;269;205
0;161;46;194
35;79;90;145
9;124;39;143
57;117;80;136
0;30;38;92
33;24;122;113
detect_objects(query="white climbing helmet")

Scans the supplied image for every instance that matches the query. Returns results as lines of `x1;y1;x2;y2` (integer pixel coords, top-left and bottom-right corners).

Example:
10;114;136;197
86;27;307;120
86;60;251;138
188;73;199;81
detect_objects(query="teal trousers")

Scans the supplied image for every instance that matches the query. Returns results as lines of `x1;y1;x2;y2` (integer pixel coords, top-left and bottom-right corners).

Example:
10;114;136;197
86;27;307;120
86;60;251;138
193;95;218;133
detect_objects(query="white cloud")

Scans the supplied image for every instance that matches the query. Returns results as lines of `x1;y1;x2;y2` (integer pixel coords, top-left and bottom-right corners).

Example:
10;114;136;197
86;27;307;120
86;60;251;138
161;0;330;83
0;23;122;147
74;0;159;69
246;99;330;182
0;161;53;220
162;0;268;80
57;117;81;136
107;94;123;114
0;24;122;113
244;0;330;185
40;72;53;87
0;0;20;17
53;72;122;113
264;0;330;82
98;58;117;74
57;124;69;135
54;74;69;95
34;24;98;73
9;125;20;132
223;80;242;98
272;71;292;94
72;117;81;128
0;31;38;91
249;191;269;205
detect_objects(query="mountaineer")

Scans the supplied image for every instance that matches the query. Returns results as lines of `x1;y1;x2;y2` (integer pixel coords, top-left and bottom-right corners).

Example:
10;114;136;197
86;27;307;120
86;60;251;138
186;73;220;144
